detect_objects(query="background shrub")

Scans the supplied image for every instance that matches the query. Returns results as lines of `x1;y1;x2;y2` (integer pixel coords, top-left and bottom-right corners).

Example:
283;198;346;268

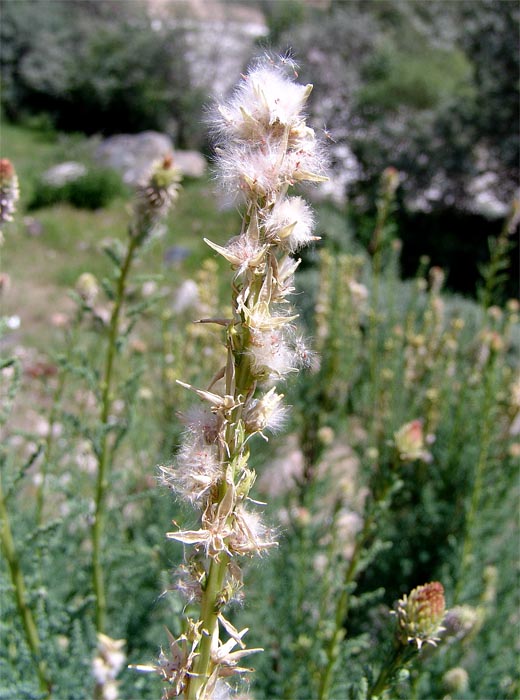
28;168;127;211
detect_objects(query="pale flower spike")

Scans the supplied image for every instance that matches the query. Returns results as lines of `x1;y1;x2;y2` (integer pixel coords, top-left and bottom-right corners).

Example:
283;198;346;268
147;56;328;699
92;633;126;700
0;159;20;234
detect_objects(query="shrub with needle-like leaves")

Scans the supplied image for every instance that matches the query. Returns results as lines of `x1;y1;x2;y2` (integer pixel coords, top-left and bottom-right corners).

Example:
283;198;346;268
137;56;328;699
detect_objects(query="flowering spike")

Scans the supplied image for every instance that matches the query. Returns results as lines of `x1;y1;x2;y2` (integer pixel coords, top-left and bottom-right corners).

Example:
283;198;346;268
394;581;446;649
0;158;20;230
131;154;181;241
148;57;328;699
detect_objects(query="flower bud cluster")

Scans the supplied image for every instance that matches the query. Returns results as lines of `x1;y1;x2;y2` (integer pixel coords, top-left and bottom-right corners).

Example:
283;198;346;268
394;581;446;649
0;158;20;229
131;154;181;241
152;57;328;697
76;272;100;307
394;419;431;462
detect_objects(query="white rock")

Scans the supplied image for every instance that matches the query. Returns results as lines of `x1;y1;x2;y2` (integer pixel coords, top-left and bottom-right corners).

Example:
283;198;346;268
173;150;207;178
96;132;173;186
42;162;87;186
96;132;207;184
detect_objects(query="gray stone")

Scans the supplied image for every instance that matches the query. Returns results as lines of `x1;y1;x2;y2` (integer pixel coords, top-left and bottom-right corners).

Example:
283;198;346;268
173;150;207;179
95;132;207;184
42;162;87;186
96;132;174;186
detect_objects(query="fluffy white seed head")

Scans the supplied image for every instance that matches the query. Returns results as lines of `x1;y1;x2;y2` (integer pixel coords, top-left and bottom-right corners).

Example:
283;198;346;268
248;328;295;379
211;59;327;203
181;406;221;445
243;387;288;435
215;142;284;198
290;334;319;371
213;63;312;143
160;430;221;503
228;505;277;556
263;196;316;252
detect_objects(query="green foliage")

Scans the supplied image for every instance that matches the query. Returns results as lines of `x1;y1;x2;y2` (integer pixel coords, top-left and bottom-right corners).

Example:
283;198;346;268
0;0;198;140
260;0;308;44
1;127;518;699
28;169;127;211
358;41;474;112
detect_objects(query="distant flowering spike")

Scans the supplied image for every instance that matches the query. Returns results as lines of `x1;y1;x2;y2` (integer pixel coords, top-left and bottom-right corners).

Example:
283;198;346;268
131;154;181;241
75;272;100;306
394;581;446;649
443;667;469;693
92;633;126;700
0;158;20;229
394;419;430;462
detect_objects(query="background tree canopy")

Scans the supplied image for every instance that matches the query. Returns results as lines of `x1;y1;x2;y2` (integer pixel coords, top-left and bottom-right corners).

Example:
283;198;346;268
1;0;518;294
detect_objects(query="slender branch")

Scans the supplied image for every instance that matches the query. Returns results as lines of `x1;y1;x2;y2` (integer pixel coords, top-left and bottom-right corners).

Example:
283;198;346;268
318;508;375;700
0;475;52;696
454;349;497;603
92;235;138;633
368;644;414;698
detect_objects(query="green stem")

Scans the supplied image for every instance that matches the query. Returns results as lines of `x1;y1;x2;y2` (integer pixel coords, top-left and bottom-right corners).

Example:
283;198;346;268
186;551;230;700
92;236;138;633
318;510;375;700
185;371;248;697
36;314;83;525
454;351;496;603
0;476;52;696
185;243;261;698
368;192;392;445
35;370;66;526
368;644;413;698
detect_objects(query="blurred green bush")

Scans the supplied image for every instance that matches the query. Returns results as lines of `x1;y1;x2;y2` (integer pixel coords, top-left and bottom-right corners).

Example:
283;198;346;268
0;0;203;146
28;168;126;211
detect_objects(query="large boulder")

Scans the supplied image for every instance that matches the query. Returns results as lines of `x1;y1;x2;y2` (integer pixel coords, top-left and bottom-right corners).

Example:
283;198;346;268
95;132;207;184
95;132;174;186
42;162;87;186
171;151;207;179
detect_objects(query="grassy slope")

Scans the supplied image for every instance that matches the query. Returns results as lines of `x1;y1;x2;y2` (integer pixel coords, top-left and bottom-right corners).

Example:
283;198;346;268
1;123;239;347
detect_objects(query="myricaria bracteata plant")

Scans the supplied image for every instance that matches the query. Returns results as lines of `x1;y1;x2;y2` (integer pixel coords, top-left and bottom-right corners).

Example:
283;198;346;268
0;160;52;697
369;582;447;697
92;155;181;636
137;57;328;699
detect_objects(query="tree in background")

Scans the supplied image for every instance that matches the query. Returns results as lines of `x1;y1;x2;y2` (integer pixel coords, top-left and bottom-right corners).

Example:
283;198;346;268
0;0;203;145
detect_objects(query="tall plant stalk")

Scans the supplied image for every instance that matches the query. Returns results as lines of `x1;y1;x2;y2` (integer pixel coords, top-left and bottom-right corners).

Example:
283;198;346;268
0;226;51;697
368;168;399;442
454;342;498;603
0;476;52;697
92;235;138;633
91;156;181;633
138;56;328;699
479;197;519;309
0;160;50;691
